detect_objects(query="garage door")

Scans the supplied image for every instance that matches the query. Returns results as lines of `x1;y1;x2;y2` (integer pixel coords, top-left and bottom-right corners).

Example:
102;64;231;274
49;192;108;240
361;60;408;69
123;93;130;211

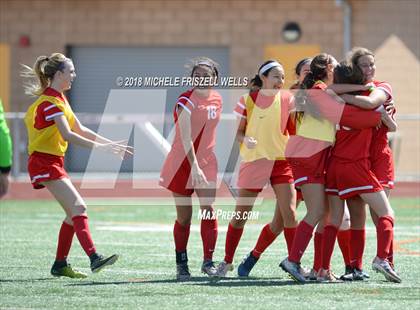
67;46;230;173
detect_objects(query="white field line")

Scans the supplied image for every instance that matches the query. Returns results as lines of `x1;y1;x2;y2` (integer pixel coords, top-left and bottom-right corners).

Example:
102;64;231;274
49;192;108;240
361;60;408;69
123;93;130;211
83;197;265;206
1;219;420;234
95;224;420;234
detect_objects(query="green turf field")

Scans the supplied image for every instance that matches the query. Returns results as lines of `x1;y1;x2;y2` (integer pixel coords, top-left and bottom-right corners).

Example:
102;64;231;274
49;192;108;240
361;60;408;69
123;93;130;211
1;198;419;309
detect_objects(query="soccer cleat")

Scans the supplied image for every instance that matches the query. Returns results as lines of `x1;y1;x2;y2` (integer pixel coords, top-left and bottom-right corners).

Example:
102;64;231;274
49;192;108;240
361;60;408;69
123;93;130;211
51;262;87;279
299;265;311;278
340;265;354;281
361;269;370;279
317;268;340;282
237;252;259;277
352;268;366;281
175;250;191;281
340;273;354;281
176;262;191;281
216;261;234;277
90;253;119;273
279;258;306;283
372;256;401;283
340;267;367;281
201;260;218;277
307;268;318;281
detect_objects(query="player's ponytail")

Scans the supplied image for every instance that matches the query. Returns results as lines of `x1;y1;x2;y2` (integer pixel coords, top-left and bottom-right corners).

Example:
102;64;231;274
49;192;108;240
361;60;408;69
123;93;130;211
21;53;69;96
33;56;50;93
300;71;316;90
300;53;332;90
295;53;334;121
250;74;263;91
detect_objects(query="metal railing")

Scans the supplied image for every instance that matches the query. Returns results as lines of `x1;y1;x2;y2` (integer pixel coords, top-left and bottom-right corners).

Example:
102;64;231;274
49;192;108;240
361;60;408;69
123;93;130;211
4;112;420;179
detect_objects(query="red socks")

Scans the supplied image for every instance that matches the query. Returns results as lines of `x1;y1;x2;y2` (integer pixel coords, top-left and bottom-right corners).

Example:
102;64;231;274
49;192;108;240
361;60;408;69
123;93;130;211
72;215;96;257
313;232;323;272
224;223;244;264
283;227;297;255
337;229;351;266
55;221;74;261
173;220;191;252
252;224;277;258
388;239;394;265
250;224;296;259
377;216;394;260
200;218;218;260
350;229;365;269
289;221;314;263
322;225;338;270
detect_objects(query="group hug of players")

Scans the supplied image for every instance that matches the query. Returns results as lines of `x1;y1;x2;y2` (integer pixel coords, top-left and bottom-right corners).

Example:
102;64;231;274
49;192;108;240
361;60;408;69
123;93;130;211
23;47;400;283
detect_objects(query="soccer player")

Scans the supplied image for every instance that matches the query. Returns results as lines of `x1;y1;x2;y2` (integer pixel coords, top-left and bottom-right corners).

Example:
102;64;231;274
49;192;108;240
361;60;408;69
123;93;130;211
279;53;385;283
321;61;401;283
0;98;12;198
344;48;396;192
290;58;312;90
159;57;222;281
343;47;395;268
216;60;298;277
290;57;352;280
22;53;132;278
235;58;314;278
332;47;395;275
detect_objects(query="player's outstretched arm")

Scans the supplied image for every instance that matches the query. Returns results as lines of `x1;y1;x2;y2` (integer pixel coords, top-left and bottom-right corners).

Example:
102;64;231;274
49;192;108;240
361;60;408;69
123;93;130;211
340;88;387;109
327;83;370;94
72;115;112;144
54;115;132;156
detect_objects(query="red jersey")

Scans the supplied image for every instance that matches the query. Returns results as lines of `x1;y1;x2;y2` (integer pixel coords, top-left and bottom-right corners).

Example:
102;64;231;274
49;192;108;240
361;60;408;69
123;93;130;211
171;89;222;161
331;127;373;161
305;81;381;129
286;82;381;159
331;91;381;162
370;81;393;149
331;98;383;162
302;81;382;161
329;81;393;162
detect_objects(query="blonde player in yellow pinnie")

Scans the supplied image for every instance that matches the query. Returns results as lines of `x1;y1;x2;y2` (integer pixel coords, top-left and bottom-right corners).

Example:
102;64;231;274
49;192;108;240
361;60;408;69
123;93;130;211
22;53;133;278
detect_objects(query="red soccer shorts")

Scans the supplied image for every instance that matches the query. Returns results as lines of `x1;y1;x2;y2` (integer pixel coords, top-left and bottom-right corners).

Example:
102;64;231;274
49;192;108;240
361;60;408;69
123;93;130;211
288;148;329;188
160;152;217;196
325;158;383;199
237;159;294;193
28;151;68;189
370;144;394;189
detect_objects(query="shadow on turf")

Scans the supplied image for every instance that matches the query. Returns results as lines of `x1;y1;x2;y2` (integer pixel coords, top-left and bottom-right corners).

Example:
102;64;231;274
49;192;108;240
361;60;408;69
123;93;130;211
193;277;316;287
65;277;205;286
64;276;320;287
